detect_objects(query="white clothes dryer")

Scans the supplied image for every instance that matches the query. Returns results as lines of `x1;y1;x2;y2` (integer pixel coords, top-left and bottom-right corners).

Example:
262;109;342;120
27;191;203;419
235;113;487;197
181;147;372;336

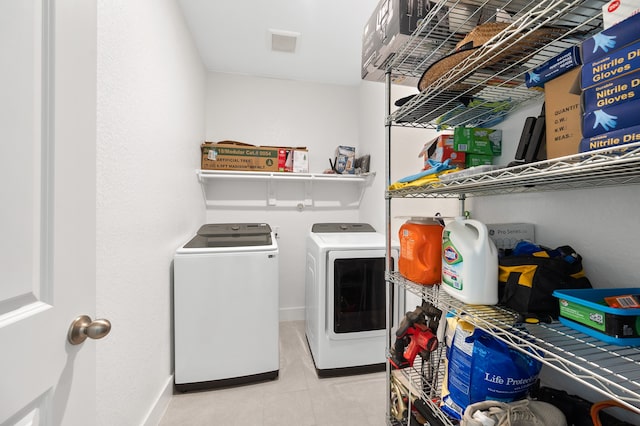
305;223;400;377
173;223;279;391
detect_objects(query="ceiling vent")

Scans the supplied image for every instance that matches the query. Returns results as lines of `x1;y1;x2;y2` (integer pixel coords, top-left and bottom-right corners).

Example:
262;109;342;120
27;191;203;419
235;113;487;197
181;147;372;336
269;29;299;53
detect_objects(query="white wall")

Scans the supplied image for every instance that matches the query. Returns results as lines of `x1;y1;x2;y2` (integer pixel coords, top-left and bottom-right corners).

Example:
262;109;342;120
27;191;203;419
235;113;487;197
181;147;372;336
205;72;363;173
96;1;206;424
204;73;364;320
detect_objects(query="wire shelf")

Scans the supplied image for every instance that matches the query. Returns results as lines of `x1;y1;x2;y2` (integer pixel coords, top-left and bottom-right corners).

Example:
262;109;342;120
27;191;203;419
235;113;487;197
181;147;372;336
385;0;606;128
388;272;640;415
387;142;640;199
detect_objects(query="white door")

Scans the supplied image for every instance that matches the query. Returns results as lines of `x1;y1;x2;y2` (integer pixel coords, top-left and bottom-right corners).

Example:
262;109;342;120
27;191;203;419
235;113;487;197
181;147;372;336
0;0;101;424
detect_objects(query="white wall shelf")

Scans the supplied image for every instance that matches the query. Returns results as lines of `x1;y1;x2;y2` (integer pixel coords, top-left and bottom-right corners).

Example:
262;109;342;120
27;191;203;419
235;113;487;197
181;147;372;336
197;170;376;209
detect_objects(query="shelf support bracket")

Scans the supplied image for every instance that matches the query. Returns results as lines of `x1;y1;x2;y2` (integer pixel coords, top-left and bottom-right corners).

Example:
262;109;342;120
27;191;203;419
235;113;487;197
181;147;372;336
304;180;313;206
458;194;466;217
267;179;276;206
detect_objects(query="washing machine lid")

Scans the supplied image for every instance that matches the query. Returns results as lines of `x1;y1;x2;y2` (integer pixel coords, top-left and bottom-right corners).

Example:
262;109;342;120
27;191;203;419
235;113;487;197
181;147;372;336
311;223;376;233
183;223;272;248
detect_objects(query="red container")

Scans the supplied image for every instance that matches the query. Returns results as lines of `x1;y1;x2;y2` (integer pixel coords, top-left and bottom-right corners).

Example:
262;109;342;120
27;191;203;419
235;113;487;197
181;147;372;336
399;217;443;285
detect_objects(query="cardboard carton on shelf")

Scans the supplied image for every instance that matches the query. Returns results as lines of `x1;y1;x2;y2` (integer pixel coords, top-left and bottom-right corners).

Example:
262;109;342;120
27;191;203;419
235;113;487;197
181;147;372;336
582;68;640;111
525;46;581;89
544;68;582;159
201;141;307;172
465;154;493;167
583;97;640;138
582;8;640;62
579;123;640;152
334;146;356;174
453;127;502;156
487;223;535;253
602;0;640;30
581;40;640;90
361;0;445;87
292;149;309;173
421;133;466;169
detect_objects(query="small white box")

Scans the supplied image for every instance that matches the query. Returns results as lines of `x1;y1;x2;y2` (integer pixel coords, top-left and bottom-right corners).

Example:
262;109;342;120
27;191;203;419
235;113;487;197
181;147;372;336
293;149;309;173
487;223;535;252
603;0;640;29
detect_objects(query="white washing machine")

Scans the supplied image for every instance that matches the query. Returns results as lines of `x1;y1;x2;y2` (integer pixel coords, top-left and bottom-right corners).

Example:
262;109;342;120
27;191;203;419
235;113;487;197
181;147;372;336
173;223;279;391
305;223;401;377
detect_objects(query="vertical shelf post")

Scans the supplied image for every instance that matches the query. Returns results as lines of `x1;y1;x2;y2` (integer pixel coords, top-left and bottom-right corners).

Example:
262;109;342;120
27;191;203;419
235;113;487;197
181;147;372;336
384;70;394;424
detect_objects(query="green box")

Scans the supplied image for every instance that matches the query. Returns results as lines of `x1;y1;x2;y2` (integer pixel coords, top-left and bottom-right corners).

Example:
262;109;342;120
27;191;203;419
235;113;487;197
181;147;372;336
453;127;502;156
559;298;609;334
466;154;493;167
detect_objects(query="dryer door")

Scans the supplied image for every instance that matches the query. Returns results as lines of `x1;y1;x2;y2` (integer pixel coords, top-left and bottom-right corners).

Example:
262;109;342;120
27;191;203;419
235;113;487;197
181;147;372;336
326;249;389;340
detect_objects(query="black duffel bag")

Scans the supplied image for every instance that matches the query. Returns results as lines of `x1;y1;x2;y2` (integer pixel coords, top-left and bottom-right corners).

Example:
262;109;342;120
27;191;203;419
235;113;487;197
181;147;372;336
498;244;592;321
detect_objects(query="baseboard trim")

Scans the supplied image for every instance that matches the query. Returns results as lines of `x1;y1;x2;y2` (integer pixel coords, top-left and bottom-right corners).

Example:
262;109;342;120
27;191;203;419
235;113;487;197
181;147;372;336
142;375;173;426
279;306;304;322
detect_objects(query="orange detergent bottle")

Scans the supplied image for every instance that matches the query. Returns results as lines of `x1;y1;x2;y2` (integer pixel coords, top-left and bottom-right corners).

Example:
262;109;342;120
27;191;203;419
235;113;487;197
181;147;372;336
398;217;444;285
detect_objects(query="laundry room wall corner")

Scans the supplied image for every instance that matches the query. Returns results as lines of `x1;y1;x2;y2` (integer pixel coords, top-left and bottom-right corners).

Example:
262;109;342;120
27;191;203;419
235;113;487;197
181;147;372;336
96;0;206;424
356;81;385;232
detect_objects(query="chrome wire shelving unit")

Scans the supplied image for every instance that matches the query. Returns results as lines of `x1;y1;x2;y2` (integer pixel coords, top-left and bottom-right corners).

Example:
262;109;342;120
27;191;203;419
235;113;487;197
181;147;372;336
387;142;640;199
388;272;640;418
381;0;640;424
386;0;606;128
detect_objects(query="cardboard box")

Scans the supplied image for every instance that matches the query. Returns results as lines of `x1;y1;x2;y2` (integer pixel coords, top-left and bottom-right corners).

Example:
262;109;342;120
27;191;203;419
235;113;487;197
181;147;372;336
487;223;535;252
582;68;640;111
602;0;640;29
278;148;292;172
583;97;640;138
201;141;279;172
579;123;640;152
421;134;466;168
293;149;309;173
525;46;581;88
544;68;582;158
201;142;307;172
334;146;356;174
581;40;640;89
583;9;640;62
453;127;502;156
361;0;443;86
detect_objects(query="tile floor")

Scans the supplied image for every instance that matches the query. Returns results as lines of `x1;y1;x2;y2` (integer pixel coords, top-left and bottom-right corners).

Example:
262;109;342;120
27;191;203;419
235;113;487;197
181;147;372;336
159;321;387;426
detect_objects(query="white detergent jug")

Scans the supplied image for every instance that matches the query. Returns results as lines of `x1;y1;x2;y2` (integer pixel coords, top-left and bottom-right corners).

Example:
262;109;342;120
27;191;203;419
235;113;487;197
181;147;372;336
441;217;498;305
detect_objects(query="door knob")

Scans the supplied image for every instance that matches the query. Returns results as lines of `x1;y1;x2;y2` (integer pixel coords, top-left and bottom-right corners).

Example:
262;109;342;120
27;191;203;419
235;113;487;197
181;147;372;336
67;315;112;345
